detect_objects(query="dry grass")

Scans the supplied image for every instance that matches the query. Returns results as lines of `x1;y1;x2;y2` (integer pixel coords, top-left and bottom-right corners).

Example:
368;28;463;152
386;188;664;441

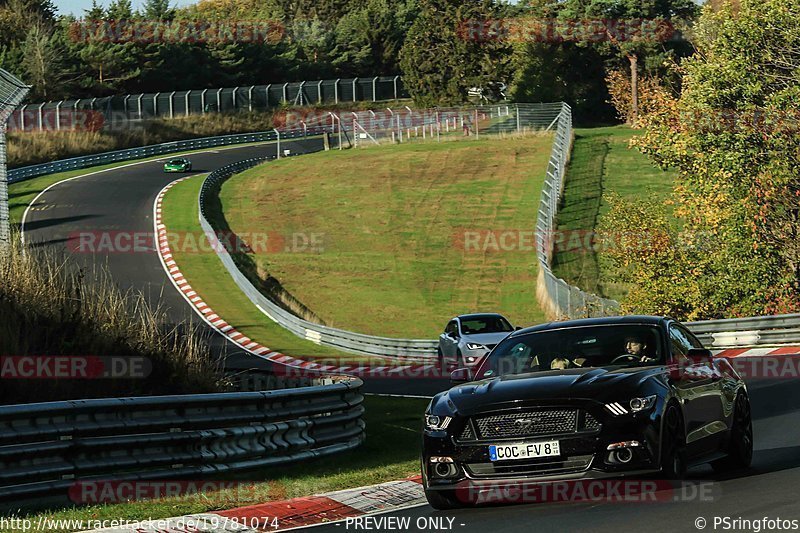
0;235;221;404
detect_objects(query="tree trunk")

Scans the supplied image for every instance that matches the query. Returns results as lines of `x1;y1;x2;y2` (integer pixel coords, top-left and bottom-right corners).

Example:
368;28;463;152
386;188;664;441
628;53;639;125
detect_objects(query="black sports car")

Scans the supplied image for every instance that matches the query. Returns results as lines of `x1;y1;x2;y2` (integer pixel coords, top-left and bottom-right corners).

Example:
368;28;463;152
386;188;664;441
421;316;753;509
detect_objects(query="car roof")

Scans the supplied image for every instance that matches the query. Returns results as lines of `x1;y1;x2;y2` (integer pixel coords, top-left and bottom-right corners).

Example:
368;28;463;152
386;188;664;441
510;315;672;338
455;313;507;321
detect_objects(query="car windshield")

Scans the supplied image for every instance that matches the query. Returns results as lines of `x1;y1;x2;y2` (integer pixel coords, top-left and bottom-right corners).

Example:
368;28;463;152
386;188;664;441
460;315;513;335
475;324;664;378
169;160;184;164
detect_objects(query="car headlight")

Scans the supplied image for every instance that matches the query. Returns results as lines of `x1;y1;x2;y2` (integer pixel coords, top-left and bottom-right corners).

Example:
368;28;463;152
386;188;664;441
629;395;657;412
466;343;486;350
425;415;452;431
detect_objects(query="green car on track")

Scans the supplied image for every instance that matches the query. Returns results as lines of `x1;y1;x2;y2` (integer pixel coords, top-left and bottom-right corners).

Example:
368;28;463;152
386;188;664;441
163;157;193;173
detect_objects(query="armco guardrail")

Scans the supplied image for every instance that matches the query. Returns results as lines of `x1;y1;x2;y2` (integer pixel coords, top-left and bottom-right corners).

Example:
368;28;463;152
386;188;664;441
199;158;439;359
8;127;329;183
687;313;800;348
534;102;621;319
0;377;364;500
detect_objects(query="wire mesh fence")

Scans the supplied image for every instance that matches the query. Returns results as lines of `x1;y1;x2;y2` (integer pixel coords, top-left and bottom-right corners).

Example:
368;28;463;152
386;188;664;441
534;103;620;319
6;76;405;133
0;69;30;247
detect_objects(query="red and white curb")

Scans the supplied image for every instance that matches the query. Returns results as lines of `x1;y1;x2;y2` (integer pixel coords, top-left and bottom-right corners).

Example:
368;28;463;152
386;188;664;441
154;178;444;377
714;346;800;358
84;476;425;532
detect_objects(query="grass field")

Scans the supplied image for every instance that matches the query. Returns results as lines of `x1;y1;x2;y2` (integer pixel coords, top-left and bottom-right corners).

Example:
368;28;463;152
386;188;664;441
160;177;362;361
218;134;554;339
8;396;428;533
550;126;677;302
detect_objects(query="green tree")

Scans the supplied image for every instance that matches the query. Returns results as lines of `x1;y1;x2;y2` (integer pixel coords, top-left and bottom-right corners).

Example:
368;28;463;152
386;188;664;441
605;0;800;318
399;0;511;106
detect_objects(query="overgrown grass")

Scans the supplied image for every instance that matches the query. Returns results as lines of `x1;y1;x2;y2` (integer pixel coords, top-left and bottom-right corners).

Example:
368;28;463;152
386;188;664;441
7;103;400;169
0;236;221;404
217;134;553;338
551;126;677;302
5;395;427;532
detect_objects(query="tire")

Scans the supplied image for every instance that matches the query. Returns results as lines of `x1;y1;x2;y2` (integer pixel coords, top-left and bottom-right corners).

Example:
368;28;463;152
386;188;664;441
661;405;687;479
711;393;753;473
425;488;462;510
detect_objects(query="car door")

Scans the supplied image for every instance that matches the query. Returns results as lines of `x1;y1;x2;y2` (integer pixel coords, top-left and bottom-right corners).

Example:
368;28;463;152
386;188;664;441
669;324;725;457
439;320;459;359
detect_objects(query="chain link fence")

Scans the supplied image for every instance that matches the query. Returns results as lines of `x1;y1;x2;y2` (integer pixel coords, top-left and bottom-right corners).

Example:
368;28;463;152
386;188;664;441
0;69;30;247
6;76;405;133
534;103;620;319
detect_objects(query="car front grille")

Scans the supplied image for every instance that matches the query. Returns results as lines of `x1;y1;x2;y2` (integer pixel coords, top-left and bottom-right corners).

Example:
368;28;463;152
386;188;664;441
460;408;601;441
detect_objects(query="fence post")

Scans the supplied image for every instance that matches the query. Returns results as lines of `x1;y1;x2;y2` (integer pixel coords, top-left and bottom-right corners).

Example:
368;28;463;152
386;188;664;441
216;88;222;112
154;93;159;117
334;78;340;104
248;86;254;112
200;89;207;114
516;104;521;132
169;91;175;119
317;80;323;104
137;94;143;119
265;84;271;108
282;82;288;104
372;76;378;102
72;100;78;130
352;78;358;102
55;101;62;131
38;102;45;131
274;128;280;158
123;94;130;117
232;87;238;111
19;104;25;131
393;75;399;100
185;91;190;116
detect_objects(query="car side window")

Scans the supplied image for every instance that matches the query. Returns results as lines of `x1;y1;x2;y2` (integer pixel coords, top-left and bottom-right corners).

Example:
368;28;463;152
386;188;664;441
676;324;703;349
445;321;457;336
669;325;692;359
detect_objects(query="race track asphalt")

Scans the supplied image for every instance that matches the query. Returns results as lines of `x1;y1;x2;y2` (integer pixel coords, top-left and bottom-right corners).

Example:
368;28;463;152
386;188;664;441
20;139;449;395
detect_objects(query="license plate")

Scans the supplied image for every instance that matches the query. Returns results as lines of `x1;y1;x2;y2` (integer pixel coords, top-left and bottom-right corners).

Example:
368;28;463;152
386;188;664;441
489;441;560;461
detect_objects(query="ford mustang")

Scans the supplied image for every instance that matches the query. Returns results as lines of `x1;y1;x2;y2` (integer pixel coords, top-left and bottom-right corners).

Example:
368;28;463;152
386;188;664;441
421;316;753;509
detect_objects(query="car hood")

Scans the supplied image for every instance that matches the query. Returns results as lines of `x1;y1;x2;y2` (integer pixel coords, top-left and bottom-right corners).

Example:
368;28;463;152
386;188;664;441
442;366;667;415
461;332;512;345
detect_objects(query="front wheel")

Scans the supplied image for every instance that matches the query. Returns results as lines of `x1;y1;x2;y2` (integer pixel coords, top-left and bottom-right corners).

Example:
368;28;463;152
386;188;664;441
661;405;687;479
711;393;753;473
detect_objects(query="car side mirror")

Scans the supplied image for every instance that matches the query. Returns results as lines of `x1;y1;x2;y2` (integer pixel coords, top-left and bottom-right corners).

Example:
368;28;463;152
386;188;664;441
687;348;713;364
450;367;473;384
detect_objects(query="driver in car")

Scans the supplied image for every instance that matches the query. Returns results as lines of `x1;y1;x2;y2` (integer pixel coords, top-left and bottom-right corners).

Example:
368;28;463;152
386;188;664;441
623;335;658;363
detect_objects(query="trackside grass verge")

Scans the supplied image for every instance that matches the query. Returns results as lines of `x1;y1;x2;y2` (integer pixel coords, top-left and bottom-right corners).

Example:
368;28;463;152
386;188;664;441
159;176;367;362
550;126;677;302
4;395;428;533
0;235;220;405
217;134;554;338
